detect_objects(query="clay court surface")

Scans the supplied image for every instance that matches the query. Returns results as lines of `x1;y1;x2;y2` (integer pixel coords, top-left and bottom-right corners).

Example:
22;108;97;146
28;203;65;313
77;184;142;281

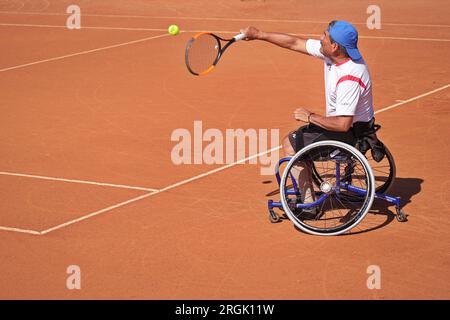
0;0;449;299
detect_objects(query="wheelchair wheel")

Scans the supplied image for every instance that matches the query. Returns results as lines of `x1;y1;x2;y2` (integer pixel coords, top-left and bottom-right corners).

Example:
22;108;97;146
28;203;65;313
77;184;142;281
312;145;395;194
364;145;395;194
280;141;375;236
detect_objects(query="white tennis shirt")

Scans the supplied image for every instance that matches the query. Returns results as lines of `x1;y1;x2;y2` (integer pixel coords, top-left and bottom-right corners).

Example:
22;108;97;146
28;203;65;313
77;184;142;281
306;39;374;123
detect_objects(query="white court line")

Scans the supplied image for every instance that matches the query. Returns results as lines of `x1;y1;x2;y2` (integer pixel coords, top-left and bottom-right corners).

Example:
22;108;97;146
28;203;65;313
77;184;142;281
0;11;449;28
39;190;159;235
0;22;165;31
0;32;170;72
0;226;41;235
358;35;450;42
375;84;450;114
157;145;283;193
2;23;449;42
0;171;158;192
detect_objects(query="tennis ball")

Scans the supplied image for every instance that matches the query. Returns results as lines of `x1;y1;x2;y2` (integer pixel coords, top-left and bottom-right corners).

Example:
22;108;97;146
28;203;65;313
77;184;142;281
168;24;180;36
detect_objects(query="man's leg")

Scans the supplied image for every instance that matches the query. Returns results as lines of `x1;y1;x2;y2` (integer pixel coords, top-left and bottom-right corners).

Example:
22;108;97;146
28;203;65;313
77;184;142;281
297;163;315;204
282;132;316;204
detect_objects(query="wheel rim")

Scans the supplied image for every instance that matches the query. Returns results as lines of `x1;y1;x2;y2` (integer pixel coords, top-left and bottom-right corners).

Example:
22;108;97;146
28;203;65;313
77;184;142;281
280;141;375;236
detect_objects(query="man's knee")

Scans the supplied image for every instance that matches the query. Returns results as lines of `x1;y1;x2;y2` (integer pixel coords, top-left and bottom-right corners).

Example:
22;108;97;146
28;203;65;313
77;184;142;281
282;135;295;156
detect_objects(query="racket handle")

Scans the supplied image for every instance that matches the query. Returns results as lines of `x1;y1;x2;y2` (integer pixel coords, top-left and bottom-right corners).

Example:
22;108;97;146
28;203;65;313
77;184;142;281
233;33;246;42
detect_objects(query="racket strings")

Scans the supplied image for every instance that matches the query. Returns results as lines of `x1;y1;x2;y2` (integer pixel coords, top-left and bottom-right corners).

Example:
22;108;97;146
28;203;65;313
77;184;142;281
186;34;220;75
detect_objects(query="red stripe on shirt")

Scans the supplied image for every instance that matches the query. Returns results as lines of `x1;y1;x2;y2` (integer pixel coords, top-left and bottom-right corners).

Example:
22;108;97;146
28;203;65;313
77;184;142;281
336;75;367;89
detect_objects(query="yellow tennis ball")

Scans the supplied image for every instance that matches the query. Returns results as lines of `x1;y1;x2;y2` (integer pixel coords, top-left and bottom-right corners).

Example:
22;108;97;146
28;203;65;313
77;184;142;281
168;24;180;35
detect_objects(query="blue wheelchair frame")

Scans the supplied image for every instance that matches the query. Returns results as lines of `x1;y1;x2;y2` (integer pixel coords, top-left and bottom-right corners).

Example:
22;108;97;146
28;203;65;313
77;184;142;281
268;156;404;220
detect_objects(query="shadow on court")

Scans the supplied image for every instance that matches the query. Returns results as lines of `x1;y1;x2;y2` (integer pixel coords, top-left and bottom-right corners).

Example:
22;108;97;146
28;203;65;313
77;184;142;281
344;177;423;235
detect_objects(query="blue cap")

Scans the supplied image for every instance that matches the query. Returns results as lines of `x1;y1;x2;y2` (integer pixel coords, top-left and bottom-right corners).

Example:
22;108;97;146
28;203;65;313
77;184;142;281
328;21;361;60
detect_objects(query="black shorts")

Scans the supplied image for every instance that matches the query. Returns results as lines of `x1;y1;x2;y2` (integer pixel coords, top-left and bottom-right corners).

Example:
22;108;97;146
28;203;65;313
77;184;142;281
288;123;356;153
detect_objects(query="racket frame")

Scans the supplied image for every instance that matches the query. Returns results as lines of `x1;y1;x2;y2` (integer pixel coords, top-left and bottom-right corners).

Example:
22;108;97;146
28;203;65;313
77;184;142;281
185;32;241;76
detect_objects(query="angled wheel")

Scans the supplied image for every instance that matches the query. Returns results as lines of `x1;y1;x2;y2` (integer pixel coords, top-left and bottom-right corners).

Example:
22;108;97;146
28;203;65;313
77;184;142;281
280;141;376;236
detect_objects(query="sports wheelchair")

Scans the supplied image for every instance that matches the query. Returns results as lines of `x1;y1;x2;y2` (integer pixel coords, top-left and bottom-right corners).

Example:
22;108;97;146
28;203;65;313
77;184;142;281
267;138;407;236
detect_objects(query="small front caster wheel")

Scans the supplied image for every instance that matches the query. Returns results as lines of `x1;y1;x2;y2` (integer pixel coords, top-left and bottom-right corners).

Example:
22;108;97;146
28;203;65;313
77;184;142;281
269;209;281;223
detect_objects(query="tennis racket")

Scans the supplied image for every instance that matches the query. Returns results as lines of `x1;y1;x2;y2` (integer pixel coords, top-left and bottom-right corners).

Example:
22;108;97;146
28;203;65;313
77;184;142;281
185;32;246;76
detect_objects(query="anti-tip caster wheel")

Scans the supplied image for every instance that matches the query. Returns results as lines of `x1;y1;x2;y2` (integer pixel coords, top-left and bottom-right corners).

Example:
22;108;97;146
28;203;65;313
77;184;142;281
268;209;281;223
396;208;408;222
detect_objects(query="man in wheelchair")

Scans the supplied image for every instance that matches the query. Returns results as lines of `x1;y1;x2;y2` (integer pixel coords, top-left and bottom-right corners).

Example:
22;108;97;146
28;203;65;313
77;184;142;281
241;21;386;215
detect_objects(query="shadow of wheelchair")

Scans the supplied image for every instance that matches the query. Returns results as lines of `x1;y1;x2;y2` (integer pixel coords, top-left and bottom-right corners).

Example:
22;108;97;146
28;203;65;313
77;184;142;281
339;177;423;236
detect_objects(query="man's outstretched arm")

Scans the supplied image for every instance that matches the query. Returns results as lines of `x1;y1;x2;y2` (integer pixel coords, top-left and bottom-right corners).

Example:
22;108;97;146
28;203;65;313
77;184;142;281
240;26;309;55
